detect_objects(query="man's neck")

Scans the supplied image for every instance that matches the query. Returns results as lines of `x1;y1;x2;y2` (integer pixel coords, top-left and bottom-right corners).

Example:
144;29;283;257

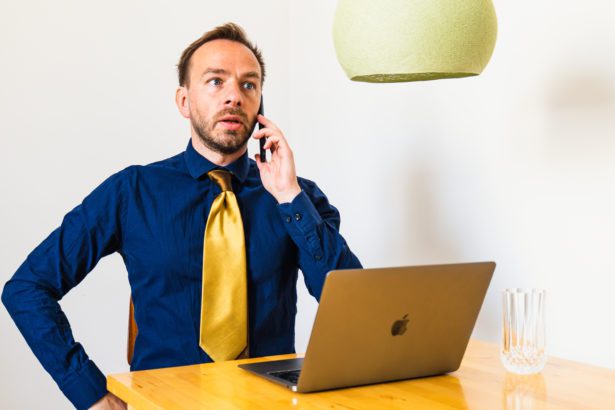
191;135;247;167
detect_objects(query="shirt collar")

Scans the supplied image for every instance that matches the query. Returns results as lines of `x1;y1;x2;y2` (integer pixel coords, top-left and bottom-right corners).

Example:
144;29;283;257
184;139;250;183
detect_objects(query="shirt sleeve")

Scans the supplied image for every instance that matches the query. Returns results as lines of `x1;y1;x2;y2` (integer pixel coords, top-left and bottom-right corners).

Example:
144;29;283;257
1;169;128;410
277;178;362;300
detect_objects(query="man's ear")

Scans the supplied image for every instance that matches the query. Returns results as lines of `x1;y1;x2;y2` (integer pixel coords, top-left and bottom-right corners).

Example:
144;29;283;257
175;86;190;119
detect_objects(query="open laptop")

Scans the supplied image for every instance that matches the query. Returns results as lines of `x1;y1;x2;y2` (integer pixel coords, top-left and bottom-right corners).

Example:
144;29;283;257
239;262;495;392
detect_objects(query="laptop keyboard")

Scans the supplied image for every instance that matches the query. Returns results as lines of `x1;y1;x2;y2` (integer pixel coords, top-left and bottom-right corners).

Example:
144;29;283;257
269;369;301;385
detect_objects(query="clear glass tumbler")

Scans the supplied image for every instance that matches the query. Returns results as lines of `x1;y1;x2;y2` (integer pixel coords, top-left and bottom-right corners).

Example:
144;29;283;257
501;289;546;374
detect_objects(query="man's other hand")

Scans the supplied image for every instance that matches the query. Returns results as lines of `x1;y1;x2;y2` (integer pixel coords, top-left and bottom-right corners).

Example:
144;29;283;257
253;114;302;204
89;392;127;410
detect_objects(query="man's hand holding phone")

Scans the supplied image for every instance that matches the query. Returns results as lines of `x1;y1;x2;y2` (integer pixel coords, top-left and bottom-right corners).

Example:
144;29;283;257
253;114;301;204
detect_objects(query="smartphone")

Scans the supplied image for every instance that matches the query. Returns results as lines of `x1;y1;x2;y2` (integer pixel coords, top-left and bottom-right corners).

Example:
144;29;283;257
257;95;266;162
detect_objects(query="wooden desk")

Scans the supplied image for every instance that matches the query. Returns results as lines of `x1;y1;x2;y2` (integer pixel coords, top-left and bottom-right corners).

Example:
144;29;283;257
108;339;615;409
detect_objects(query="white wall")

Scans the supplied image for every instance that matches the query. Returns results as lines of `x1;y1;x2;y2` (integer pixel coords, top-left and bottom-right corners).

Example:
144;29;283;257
2;0;615;408
289;0;615;370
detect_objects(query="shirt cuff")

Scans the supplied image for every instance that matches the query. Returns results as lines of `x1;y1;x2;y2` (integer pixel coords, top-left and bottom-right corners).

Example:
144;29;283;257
59;359;108;410
278;191;324;259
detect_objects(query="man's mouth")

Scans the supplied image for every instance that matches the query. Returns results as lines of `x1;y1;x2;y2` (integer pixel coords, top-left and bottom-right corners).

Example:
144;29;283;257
217;115;245;131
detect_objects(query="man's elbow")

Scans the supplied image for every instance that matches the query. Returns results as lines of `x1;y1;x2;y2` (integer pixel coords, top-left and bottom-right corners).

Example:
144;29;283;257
1;280;17;313
1;279;31;315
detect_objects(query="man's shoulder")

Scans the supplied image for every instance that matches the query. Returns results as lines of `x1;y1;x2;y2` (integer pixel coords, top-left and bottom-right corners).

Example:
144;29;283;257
98;150;189;194
142;150;187;173
117;150;188;179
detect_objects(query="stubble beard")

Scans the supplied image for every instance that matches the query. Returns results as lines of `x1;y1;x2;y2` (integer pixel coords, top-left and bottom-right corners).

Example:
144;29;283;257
191;108;255;156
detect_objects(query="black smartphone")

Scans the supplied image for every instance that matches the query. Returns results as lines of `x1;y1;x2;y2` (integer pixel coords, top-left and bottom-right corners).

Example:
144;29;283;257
257;95;266;162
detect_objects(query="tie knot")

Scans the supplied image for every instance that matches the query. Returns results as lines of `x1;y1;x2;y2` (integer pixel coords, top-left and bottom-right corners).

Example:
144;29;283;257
208;169;233;192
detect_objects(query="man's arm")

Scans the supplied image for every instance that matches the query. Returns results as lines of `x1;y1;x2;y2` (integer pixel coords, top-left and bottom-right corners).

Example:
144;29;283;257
253;115;362;300
1;169;129;410
277;179;362;299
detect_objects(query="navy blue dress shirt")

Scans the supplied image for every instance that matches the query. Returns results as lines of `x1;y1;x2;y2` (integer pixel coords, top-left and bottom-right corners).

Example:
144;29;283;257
2;140;362;409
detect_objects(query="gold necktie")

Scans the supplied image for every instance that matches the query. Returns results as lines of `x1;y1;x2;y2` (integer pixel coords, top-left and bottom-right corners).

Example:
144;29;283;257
200;169;248;361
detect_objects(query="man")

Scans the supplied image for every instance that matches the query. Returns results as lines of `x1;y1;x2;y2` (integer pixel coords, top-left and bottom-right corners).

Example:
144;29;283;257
1;23;361;410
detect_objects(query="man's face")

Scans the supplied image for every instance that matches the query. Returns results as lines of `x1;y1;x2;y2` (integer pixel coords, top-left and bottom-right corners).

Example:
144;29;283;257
184;39;262;155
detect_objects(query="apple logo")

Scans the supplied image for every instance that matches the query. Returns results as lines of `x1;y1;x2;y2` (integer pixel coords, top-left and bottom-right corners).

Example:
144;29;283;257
391;314;409;336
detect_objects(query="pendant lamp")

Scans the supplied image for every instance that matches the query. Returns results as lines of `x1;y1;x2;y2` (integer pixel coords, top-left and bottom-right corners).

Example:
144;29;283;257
333;0;498;83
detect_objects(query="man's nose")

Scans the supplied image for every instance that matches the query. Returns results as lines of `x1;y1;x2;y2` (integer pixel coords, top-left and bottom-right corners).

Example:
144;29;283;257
224;82;243;108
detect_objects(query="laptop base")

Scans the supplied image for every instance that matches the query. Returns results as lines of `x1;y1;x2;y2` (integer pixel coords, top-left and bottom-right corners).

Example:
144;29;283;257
239;358;304;391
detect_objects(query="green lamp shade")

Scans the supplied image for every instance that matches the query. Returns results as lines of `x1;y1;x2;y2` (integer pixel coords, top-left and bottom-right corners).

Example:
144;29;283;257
333;0;498;83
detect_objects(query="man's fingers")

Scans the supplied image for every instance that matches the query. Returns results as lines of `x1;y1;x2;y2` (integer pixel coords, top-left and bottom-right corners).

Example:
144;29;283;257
255;153;276;168
263;136;277;151
252;115;279;139
257;114;276;129
252;126;282;140
251;115;293;158
262;134;288;151
264;138;286;155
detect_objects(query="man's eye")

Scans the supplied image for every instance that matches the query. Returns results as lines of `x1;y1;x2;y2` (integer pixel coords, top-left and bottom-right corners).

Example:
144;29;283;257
208;78;222;86
242;82;256;90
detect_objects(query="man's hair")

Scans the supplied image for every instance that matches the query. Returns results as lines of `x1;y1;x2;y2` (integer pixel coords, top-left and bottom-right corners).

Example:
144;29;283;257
177;22;266;87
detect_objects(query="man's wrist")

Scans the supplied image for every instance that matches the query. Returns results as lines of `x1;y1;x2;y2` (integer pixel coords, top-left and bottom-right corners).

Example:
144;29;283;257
275;185;302;204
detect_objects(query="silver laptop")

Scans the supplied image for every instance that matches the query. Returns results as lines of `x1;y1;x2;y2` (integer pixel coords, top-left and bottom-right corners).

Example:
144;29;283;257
239;262;495;392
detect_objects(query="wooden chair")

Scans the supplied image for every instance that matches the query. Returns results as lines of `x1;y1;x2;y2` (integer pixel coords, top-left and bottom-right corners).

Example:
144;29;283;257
127;297;138;365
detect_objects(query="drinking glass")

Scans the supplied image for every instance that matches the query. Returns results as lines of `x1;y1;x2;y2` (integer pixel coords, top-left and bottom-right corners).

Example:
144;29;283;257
501;289;546;374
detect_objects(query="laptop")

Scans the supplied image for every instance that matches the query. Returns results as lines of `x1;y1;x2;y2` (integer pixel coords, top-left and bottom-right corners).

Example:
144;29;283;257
239;262;495;392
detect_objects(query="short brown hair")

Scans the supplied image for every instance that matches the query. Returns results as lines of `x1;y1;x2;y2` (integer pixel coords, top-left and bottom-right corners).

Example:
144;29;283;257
177;22;266;87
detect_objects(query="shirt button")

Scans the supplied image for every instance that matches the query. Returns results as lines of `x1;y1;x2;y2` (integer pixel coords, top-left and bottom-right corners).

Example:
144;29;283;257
294;213;302;221
285;216;292;223
315;254;322;261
